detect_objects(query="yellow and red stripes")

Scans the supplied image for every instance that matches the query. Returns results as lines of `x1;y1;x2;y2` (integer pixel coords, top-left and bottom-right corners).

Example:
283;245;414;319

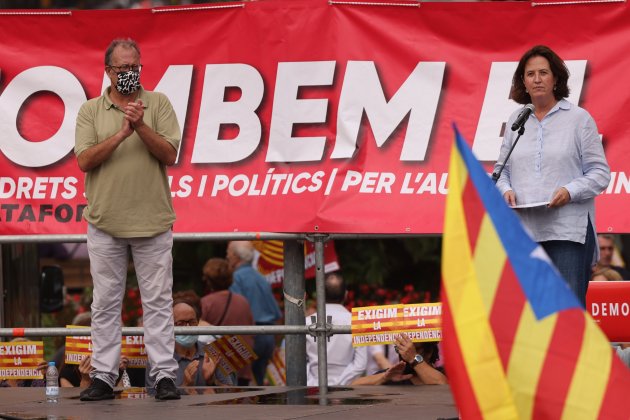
442;142;518;419
442;129;630;419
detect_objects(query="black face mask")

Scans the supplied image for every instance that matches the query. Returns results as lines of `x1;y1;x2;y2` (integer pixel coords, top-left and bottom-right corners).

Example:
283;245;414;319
115;69;140;95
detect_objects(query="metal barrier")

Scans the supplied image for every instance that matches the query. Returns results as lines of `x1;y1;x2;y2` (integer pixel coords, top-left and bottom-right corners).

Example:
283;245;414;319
1;233;392;397
0;324;352;337
0;321;351;400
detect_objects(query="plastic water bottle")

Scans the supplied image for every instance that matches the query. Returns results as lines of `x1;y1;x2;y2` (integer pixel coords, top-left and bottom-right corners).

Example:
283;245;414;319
45;361;59;403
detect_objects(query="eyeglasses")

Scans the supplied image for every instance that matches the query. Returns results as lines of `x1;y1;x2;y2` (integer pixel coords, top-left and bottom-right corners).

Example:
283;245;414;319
175;319;198;327
108;64;142;73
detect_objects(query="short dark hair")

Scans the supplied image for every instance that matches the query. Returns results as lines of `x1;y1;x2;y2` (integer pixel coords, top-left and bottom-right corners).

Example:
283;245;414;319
173;290;201;320
511;45;570;105
104;38;141;66
202;257;233;291
597;233;615;242
325;272;346;304
417;341;440;366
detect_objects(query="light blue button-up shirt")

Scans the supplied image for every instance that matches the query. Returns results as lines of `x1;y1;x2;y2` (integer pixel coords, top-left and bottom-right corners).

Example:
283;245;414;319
230;265;282;325
494;99;610;253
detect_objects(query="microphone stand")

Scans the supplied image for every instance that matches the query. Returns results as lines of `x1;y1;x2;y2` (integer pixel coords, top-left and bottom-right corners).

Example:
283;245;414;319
492;125;525;184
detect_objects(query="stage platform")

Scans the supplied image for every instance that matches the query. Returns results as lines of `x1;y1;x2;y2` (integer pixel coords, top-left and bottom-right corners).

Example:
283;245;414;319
0;385;458;420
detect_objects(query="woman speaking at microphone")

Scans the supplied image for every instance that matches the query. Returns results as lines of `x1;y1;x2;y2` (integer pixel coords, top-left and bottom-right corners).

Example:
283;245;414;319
494;45;610;307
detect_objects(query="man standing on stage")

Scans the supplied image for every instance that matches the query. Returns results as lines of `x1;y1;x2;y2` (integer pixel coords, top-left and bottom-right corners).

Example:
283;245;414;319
75;38;180;401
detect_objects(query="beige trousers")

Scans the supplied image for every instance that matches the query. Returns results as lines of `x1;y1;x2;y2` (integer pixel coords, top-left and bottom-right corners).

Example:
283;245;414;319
87;223;178;387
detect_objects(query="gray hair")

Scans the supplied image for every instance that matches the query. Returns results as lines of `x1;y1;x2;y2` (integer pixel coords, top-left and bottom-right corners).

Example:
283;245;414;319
230;241;255;264
104;38;141;66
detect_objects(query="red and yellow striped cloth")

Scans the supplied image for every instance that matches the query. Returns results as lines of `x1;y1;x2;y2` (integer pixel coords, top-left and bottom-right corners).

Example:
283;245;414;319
441;128;630;419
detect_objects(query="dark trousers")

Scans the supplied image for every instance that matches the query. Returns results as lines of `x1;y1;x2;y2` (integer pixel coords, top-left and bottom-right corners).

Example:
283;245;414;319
541;219;595;308
252;334;275;385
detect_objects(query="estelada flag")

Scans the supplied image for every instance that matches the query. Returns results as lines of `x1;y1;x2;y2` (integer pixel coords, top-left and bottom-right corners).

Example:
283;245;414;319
441;127;630;419
253;240;340;284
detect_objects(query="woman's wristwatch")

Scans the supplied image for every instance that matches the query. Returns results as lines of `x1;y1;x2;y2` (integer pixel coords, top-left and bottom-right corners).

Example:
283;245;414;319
410;354;424;367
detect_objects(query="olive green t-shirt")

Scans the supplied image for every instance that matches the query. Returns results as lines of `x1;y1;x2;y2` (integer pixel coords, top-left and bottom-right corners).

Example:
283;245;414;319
75;87;181;238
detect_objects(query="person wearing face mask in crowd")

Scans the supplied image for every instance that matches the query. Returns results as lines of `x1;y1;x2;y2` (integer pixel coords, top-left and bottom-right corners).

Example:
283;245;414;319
74;38;182;401
145;297;236;389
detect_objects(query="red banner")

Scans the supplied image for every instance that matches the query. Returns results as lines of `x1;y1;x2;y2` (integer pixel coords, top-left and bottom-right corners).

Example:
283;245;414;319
587;281;630;342
1;0;629;236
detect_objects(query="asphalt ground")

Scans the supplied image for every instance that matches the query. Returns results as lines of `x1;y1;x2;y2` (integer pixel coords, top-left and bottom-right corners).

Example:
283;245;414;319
0;385;459;420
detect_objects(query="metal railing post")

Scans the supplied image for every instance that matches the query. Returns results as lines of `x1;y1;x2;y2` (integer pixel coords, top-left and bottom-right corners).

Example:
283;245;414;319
312;234;329;400
283;240;306;386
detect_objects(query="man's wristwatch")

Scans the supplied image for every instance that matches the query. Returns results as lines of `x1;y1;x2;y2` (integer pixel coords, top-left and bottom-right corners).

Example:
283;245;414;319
410;354;424;367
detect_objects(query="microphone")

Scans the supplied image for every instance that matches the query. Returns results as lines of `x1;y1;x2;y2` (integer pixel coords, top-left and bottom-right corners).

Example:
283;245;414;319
493;104;534;184
511;104;535;132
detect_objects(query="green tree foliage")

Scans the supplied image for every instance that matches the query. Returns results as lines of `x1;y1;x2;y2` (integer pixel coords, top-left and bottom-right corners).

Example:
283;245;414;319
335;237;442;299
172;242;226;296
172;237;442;302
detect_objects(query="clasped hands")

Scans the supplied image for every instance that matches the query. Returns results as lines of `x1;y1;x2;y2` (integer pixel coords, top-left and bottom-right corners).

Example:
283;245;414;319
182;353;217;386
120;99;145;137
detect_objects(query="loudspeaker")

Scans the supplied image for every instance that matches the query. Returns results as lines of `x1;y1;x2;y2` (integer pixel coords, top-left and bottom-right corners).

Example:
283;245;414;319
41;265;64;313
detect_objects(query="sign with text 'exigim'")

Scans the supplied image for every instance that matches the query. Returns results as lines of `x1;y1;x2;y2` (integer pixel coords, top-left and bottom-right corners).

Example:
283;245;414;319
205;335;257;378
351;303;442;347
64;327;147;368
0;341;44;380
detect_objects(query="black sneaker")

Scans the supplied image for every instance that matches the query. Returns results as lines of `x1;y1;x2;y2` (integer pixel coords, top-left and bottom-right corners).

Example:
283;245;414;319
79;378;114;401
155;377;180;400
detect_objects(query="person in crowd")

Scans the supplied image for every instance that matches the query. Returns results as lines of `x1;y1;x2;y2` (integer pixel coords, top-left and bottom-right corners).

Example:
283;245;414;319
591;267;623;282
63;355;130;388
592;234;630;280
305;272;367;385
145;297;236;389
59;311;92;387
0;338;47;388
227;241;282;385
365;344;399;376
352;333;447;386
615;344;630;369
494;45;610;307
53;310;92;372
74;37;181;401
171;290;216;345
200;257;255;385
173;290;203;314
58;312;141;388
